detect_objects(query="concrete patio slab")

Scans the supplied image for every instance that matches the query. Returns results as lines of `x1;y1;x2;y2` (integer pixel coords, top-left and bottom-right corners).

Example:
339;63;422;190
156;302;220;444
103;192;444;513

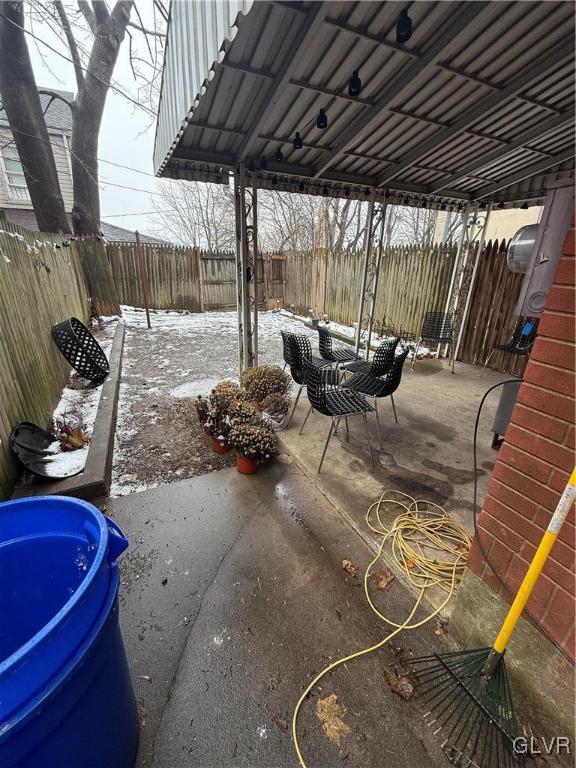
110;459;455;768
279;359;510;612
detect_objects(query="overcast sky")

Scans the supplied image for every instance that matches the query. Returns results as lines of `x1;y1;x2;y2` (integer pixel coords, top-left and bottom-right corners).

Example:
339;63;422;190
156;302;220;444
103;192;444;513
28;3;164;237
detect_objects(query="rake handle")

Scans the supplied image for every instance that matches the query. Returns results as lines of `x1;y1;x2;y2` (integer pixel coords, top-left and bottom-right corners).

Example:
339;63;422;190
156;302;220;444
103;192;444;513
483;467;576;678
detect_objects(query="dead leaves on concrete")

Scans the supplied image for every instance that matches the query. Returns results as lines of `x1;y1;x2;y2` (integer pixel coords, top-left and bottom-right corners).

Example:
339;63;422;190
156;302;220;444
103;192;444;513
341;559;358;577
384;669;415;701
369;566;395;591
316;694;351;746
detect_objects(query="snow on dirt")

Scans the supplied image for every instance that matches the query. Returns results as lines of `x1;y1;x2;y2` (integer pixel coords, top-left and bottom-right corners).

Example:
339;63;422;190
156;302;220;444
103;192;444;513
110;307;319;497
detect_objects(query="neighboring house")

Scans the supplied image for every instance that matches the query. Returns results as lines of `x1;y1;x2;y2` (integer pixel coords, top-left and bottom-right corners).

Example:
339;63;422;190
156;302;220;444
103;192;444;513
0;90;74;228
0;90;164;245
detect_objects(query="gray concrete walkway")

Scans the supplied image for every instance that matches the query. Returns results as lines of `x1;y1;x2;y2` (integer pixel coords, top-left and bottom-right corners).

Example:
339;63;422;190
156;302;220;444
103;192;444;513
111;459;453;768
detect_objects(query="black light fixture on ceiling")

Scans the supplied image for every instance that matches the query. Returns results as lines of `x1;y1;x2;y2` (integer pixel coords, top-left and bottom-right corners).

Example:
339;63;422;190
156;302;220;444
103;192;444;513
422;199;427;209
271;174;278;185
520;201;529;209
403;196;410;205
274;146;284;162
348;70;362;97
316;109;328;129
384;190;391;199
478;201;486;210
396;8;413;44
293;132;303;150
322;186;329;196
440;202;446;211
457;202;463;212
497;201;505;210
298;181;305;192
261;157;268;170
344;187;351;197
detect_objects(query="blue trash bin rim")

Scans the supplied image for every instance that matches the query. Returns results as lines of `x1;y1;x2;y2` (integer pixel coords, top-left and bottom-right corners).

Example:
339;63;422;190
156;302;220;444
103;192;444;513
0;496;110;678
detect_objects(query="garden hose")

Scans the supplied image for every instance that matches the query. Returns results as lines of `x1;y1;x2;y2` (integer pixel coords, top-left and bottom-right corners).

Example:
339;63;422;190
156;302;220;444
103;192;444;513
292;490;472;768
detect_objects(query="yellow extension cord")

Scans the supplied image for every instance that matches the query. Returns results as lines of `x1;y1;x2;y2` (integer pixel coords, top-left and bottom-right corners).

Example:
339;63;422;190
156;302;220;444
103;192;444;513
292;490;473;768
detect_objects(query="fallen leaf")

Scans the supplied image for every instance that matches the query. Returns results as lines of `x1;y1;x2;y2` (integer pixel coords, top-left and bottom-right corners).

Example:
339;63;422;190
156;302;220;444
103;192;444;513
384;669;415;701
316;694;351;745
137;705;147;728
433;627;442;636
404;559;416;571
369;566;395;591
342;559;358;577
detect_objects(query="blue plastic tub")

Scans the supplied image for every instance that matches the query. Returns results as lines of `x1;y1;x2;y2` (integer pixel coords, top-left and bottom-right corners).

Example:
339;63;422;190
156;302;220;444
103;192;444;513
0;496;139;768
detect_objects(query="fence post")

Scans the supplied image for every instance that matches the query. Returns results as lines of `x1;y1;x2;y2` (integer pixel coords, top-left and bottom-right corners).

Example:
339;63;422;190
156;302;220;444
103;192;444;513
194;247;205;312
135;231;151;328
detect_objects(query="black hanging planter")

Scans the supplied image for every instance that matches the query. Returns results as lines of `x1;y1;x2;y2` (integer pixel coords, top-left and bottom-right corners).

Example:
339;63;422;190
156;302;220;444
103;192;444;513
51;317;110;383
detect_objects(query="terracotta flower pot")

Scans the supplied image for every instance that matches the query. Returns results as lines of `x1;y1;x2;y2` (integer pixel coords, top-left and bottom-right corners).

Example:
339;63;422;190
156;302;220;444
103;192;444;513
236;453;258;474
211;436;231;453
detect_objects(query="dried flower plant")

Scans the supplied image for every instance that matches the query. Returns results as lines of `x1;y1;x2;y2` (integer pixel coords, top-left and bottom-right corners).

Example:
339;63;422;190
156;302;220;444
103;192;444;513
210;380;245;410
228;422;278;462
240;365;290;403
194;395;210;425
260;392;291;418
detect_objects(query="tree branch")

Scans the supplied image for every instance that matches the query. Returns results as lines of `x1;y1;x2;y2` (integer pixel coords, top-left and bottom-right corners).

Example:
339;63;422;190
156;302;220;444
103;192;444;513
77;1;96;33
38;88;75;110
92;1;111;28
127;20;164;37
54;1;84;92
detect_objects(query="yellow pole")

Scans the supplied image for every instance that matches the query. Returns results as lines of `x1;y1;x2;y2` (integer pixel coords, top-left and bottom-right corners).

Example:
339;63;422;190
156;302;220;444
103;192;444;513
492;467;576;655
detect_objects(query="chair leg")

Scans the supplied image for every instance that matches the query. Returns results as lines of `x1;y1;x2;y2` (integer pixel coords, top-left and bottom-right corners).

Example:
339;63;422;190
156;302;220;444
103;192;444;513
285;385;302;429
344;417;349;440
298;405;313;435
283;362;287;371
318;417;337;474
374;397;384;448
480;348;495;378
390;393;399;424
450;342;456;375
362;411;374;466
411;338;422;371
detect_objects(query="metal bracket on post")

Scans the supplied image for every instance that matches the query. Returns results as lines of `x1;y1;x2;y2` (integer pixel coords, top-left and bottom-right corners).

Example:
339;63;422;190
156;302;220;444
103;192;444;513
355;190;386;357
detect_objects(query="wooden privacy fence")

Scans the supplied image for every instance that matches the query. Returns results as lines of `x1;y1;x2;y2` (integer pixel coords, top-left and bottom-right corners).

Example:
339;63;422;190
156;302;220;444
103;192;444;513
458;239;528;376
0;221;90;499
284;243;457;338
106;243;286;311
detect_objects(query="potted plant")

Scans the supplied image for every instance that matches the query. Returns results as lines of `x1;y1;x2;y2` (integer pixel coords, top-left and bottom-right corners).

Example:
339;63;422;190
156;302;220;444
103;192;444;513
259;392;291;428
204;407;232;453
194;396;211;434
239;365;290;404
228;422;279;474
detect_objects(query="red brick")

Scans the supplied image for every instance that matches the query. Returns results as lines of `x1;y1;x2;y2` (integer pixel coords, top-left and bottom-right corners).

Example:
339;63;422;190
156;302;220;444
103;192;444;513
504;424;574;472
480;561;506;597
486;499;546;548
545;285;576;315
530;337;575;371
497;442;553;485
466;541;484;576
556;517;576;546
512;404;569;443
547;537;576;571
538;312;575;343
553;255;576;284
541;587;575;646
562;624;575;661
488;537;513;577
543;557;575;596
517;383;574;421
565;425;575;450
480;508;524;550
492;458;561;513
506;556;556;621
549;467;573;493
561;229;575;258
523;360;575;398
489;476;539;519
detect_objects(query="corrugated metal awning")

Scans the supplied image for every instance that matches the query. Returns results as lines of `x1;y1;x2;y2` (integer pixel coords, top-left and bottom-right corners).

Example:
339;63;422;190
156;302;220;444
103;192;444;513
154;1;575;208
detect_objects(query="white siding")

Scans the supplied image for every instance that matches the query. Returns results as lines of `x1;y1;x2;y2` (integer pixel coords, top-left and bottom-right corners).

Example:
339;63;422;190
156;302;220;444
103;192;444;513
0;128;73;212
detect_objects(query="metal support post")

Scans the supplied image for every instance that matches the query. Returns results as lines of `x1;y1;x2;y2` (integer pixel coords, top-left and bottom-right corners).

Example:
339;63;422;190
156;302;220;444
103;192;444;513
237;163;255;371
233;169;244;373
355;189;376;353
251;173;259;365
364;203;387;358
453;203;492;361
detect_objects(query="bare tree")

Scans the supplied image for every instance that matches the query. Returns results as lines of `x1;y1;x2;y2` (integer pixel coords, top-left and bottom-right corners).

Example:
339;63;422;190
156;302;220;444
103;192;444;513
152;180;236;251
392;205;439;246
0;1;164;234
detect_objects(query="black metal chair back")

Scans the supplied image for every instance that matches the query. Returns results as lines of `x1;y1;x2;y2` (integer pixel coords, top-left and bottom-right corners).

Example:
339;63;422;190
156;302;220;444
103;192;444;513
371;337;400;376
384;347;409;395
497;318;538;354
283;333;314;386
317;326;335;361
420;312;453;344
302;358;331;415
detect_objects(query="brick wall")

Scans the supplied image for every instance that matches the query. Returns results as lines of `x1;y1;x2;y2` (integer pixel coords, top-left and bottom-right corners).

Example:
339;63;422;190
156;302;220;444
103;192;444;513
467;216;575;660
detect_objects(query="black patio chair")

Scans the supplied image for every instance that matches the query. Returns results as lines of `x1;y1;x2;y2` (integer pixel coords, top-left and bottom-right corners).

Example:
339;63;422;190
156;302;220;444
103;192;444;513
281;331;336;429
317;326;361;364
341;347;409;449
342;337;400;376
411;312;454;372
481;318;538;376
300;358;375;473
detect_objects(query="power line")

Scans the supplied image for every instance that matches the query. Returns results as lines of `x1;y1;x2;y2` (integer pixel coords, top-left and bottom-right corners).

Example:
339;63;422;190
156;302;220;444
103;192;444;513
102;210;168;218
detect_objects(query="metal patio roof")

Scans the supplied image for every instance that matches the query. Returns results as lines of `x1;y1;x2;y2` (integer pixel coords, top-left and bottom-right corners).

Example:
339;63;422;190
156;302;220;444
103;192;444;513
154;1;575;208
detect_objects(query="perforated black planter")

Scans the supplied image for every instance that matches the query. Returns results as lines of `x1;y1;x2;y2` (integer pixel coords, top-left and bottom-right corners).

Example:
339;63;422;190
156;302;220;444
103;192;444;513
51;317;110;382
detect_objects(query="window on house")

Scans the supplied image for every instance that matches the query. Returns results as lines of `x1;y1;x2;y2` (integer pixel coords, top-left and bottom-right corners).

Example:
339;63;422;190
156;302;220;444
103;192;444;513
1;146;30;200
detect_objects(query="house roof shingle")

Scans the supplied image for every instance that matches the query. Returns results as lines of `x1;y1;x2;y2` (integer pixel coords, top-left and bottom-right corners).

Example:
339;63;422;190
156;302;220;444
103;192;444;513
0;89;74;134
